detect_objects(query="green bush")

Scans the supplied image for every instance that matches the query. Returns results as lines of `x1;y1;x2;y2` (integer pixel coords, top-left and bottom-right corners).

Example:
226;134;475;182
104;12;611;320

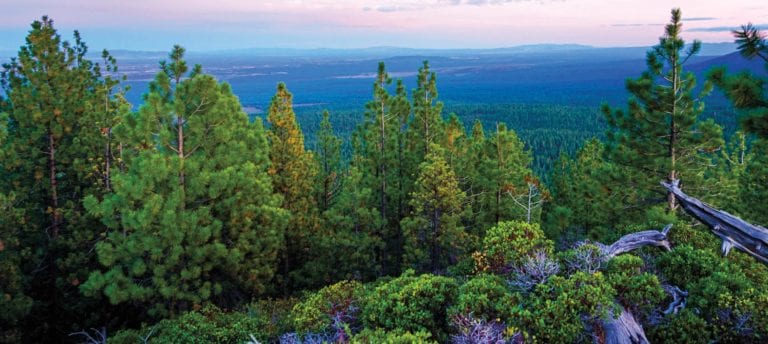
109;304;263;344
605;255;665;315
448;274;520;323
351;328;436;343
291;280;365;334
656;245;720;289
362;270;458;341
475;221;553;272
518;271;617;343
246;298;298;341
647;309;711;344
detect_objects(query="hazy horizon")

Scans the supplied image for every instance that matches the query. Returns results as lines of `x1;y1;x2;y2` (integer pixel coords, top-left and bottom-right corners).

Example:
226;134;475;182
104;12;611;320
0;0;766;52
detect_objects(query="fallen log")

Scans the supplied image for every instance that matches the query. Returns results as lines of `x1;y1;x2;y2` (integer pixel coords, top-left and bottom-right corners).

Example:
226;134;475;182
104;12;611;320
602;305;649;344
591;224;674;344
598;224;673;259
661;180;768;263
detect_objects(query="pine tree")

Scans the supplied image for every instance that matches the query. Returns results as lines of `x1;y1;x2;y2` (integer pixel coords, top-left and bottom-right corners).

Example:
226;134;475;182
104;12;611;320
401;144;468;273
475;123;533;230
266;82;320;291
407;61;444;159
81;47;288;317
603;8;723;213
545;139;631;241
314;110;342;213
0;17;126;339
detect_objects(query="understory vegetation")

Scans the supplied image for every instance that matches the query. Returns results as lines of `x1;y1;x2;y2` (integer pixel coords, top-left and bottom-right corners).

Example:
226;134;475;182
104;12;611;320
2;8;768;343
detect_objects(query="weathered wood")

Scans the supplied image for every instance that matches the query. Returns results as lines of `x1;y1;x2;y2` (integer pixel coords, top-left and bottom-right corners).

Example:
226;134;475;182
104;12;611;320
603;305;649;344
661;180;768;263
662;284;687;315
592;224;674;344
597;224;673;259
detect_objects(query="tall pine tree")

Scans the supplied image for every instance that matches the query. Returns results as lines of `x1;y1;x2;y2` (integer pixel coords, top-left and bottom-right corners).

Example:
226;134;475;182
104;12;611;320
81;47;288;317
401;144;468;273
266;82;320;291
603;8;723;213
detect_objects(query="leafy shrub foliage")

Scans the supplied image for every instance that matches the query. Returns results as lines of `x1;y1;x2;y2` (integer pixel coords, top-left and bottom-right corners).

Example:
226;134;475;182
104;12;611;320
362;270;458;341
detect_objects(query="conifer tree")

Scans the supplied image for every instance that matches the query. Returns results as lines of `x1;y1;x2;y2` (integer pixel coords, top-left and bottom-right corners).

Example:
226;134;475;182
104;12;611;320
314;110;342;213
401;144;468;273
475;123;533;229
353;63;412;275
710;24;768;224
266;82;320;290
0;17;127;339
545;139;630;240
603;8;723;213
407;61;444;159
81;48;287;317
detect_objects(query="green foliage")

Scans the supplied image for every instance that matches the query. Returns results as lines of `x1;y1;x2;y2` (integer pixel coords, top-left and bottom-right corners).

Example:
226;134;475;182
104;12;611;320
362;270;458;341
401;145;469;272
81;47;288;317
475;221;552;272
109;304;263;344
739;139;768;224
605;255;665;315
246;298;298;341
517;271;617;343
448;274;520;323
647;309;712;344
292;280;366;334
267;82;322;291
603;9;724;213
545;139;635;241
351;328;436;343
656;244;721;288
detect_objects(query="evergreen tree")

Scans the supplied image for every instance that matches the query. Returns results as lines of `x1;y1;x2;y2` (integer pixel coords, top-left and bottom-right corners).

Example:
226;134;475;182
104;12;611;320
353;63;413;275
709;24;768;224
545;139;631;241
0;17;128;339
603;8;723;213
266;82;320;290
81;47;288;317
407;61;444;160
709;23;768;138
401;145;468;273
314;110;342;213
475;123;533;230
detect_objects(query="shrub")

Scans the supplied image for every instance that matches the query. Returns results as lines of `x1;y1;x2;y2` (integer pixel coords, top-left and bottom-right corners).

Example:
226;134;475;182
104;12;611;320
448;274;520;323
475;221;552;273
647;309;711;344
351;328;436;343
362;270;458;341
518;271;617;343
655;245;720;289
605;254;665;315
109;304;263;344
291;280;365;335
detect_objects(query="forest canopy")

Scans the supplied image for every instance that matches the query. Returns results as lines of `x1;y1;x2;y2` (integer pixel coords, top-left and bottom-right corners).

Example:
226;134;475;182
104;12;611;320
1;8;768;344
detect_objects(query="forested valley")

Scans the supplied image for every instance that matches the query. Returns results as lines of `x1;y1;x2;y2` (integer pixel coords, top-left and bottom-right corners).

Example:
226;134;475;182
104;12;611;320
2;9;768;344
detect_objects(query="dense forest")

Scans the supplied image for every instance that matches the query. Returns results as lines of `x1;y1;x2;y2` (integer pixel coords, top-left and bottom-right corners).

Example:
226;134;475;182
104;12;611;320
2;9;768;343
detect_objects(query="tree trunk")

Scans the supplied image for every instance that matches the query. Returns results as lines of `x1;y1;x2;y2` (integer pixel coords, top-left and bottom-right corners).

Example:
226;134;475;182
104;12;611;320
48;130;60;238
662;180;768;263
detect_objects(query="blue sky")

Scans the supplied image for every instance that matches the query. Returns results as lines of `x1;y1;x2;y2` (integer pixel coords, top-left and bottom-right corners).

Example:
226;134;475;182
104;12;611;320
0;0;766;52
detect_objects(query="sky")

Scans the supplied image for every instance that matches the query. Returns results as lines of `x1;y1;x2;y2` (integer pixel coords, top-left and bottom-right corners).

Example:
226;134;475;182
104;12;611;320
0;0;766;52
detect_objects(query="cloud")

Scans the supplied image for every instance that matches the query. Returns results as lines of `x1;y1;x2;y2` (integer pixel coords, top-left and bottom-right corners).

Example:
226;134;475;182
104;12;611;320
688;24;768;32
682;17;717;21
364;0;554;12
610;23;663;27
